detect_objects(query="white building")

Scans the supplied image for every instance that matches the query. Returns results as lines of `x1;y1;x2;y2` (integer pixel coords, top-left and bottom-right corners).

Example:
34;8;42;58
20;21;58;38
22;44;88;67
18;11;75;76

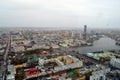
90;68;110;80
38;58;44;66
90;74;105;80
7;65;16;74
7;65;16;80
7;74;15;80
110;58;120;69
92;68;110;75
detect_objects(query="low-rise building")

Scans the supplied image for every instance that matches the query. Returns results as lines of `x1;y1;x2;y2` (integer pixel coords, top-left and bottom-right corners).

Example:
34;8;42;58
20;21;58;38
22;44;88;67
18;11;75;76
106;70;120;80
25;55;83;79
7;74;15;80
110;58;120;69
7;65;16;74
90;74;105;80
14;63;27;69
90;68;110;80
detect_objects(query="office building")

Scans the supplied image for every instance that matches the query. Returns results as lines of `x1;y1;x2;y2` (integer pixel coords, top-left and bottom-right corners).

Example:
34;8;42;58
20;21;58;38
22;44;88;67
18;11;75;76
83;25;87;40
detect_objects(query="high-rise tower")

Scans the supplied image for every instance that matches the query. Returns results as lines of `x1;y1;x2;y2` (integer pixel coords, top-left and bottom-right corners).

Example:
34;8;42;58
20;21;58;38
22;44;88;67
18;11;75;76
83;25;87;40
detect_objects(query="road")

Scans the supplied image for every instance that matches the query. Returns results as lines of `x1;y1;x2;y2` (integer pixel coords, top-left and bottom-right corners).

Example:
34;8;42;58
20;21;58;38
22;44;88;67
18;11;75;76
4;33;11;63
2;32;11;80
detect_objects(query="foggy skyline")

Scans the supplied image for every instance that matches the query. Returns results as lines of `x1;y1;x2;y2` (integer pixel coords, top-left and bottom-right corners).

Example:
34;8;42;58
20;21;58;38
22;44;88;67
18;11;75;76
0;0;120;29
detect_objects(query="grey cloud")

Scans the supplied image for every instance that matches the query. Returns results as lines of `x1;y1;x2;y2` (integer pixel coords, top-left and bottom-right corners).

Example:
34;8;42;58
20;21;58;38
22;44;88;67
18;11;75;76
0;0;120;28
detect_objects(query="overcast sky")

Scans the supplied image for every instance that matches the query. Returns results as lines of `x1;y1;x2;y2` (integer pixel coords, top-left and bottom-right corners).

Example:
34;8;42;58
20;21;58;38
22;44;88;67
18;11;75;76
0;0;120;28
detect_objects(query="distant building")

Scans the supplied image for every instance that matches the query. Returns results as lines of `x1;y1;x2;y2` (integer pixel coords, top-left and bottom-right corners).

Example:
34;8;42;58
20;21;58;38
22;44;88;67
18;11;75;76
83;25;87;41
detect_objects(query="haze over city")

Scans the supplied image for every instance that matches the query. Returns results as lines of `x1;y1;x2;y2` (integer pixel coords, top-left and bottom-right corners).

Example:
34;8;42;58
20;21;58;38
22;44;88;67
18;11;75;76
1;1;120;80
0;0;120;29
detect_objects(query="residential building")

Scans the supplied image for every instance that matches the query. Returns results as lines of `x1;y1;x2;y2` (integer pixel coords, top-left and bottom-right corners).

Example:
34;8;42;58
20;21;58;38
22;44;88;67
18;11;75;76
110;58;120;69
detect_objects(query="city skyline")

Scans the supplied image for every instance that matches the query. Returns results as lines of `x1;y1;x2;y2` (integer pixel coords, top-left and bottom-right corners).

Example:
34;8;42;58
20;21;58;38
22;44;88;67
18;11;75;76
0;0;120;29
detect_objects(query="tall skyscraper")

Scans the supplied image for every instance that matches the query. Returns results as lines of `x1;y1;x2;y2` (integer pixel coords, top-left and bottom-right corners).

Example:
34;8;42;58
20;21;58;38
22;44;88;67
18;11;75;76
83;25;87;40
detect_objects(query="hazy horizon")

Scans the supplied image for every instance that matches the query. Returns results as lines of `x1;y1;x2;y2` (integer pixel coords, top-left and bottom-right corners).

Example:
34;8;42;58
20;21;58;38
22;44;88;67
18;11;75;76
0;0;120;29
0;26;120;30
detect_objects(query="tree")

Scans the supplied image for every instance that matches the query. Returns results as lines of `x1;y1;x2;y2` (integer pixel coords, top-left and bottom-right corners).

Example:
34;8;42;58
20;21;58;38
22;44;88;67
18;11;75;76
84;71;93;80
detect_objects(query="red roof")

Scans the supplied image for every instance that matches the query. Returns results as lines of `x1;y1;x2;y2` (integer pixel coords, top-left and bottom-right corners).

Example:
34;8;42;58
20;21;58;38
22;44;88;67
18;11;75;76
24;68;40;77
41;51;48;54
